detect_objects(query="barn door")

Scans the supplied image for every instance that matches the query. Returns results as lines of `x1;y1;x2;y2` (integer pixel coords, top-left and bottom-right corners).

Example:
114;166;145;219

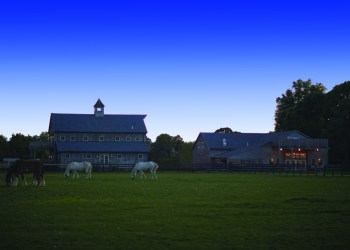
100;154;109;165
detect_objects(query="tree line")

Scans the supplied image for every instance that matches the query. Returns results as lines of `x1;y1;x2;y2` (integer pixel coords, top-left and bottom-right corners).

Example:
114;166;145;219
1;79;349;164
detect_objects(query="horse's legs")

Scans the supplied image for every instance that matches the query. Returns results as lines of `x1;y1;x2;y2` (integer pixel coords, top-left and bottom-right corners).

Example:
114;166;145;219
21;174;28;186
85;169;91;179
73;170;79;179
140;170;146;179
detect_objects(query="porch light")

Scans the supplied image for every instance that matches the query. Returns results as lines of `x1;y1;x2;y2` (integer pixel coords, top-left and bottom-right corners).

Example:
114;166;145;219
280;148;283;151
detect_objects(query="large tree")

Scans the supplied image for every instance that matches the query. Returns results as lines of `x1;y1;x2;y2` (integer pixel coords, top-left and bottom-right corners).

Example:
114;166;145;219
274;79;327;137
0;135;9;160
215;127;233;133
8;133;33;158
323;81;350;164
149;133;192;164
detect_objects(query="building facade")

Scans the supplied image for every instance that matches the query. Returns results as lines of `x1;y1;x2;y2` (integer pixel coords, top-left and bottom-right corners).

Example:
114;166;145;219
193;131;328;166
47;99;150;165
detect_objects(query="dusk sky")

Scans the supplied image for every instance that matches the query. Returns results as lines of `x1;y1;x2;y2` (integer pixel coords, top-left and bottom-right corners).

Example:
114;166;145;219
1;1;349;142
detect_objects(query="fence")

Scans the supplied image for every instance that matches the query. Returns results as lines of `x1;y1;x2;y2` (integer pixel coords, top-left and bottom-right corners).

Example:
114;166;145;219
1;163;349;176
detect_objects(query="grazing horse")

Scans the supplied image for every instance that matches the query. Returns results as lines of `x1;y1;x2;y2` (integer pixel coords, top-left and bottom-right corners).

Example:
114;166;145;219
131;161;159;180
64;161;92;179
5;159;45;187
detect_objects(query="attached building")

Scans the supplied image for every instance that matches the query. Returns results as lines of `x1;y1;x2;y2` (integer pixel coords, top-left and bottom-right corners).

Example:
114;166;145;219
193;131;328;166
47;99;150;165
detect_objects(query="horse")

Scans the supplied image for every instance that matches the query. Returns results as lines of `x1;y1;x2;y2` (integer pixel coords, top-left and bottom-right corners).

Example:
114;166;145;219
131;161;159;180
64;161;92;179
5;159;45;187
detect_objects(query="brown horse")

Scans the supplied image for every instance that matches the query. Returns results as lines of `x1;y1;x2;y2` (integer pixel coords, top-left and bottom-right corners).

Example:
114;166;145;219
5;159;45;186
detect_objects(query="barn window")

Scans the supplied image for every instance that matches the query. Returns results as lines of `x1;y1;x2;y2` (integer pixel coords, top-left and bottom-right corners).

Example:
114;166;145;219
83;136;88;141
117;154;122;159
135;136;140;141
115;136;120;141
126;136;131;141
138;154;143;159
86;154;92;159
70;136;75;141
60;136;65;141
99;136;104;141
65;154;70;159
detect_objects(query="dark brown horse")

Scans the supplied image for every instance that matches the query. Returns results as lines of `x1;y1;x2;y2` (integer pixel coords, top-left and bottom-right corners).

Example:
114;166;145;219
5;159;45;186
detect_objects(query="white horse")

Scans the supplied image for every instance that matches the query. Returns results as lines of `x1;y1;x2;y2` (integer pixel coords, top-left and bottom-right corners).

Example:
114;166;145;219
131;161;159;180
64;161;92;179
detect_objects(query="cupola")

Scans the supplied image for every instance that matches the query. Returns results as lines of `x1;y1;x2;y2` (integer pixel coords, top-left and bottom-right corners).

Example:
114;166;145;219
94;98;105;117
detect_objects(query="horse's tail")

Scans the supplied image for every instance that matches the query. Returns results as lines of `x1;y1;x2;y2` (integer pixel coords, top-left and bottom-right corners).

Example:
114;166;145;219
5;164;16;186
5;169;12;186
85;162;92;179
152;162;159;173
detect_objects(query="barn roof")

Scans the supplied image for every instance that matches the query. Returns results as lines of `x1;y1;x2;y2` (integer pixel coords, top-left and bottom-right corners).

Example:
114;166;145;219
56;141;150;153
198;132;266;150
195;130;310;158
49;113;147;134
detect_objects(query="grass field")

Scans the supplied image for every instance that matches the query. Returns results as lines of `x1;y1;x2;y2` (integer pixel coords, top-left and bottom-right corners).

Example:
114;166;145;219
1;172;350;250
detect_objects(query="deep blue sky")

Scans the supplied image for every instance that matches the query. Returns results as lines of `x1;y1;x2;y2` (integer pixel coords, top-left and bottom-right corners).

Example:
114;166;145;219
1;0;349;142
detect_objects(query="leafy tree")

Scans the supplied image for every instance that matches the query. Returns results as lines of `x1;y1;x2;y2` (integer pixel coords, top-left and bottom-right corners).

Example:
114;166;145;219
8;133;32;158
149;134;193;164
215;127;233;133
323;81;350;164
176;141;194;164
275;79;327;136
0;134;9;161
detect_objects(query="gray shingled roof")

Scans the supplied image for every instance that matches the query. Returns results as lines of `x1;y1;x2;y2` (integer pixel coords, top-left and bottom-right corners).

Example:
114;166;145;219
199;132;266;150
197;130;309;159
56;141;150;153
49;114;147;134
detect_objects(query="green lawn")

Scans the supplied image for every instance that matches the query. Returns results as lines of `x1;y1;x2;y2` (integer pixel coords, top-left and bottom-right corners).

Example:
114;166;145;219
1;172;350;250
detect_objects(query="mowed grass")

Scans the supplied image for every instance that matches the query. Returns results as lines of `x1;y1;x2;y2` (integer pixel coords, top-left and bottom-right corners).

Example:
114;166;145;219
0;172;350;250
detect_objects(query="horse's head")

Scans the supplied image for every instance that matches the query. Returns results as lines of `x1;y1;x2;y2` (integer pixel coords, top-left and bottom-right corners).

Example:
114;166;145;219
131;170;136;180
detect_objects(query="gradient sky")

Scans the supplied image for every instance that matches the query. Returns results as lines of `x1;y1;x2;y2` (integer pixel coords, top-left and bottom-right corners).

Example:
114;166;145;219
1;0;349;142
